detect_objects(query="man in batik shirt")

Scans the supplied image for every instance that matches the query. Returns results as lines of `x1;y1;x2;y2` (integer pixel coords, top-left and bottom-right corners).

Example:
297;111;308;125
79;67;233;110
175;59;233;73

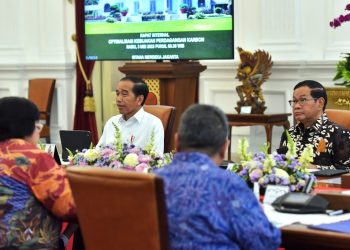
155;104;280;250
0;97;76;249
280;80;350;170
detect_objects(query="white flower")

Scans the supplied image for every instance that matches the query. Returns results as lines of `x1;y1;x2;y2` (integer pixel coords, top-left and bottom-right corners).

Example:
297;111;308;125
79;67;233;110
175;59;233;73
263;154;276;171
84;149;100;162
123;153;139;167
238;138;253;161
275;168;289;179
286;131;297;158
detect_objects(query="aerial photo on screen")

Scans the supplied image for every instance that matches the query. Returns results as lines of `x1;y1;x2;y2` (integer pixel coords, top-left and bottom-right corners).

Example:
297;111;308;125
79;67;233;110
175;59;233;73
84;0;234;60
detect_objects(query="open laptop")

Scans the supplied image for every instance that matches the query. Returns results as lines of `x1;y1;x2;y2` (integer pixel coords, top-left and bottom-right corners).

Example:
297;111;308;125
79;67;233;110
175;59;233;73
59;130;92;162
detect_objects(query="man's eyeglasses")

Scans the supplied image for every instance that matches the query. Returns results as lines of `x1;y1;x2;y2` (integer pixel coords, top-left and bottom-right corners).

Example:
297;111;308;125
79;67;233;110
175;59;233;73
288;98;317;107
35;123;43;132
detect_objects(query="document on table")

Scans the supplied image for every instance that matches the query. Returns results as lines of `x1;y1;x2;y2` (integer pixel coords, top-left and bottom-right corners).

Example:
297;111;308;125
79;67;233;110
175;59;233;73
317;177;342;185
263;204;350;228
309;220;350;234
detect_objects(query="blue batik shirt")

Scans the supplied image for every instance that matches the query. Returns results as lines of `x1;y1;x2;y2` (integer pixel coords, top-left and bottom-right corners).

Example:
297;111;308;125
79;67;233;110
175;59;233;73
155;152;281;250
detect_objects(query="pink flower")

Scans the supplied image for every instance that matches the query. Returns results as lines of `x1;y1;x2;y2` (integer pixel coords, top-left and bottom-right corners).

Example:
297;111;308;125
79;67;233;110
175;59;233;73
110;160;123;169
138;154;152;163
330;3;350;28
100;148;115;157
135;163;150;173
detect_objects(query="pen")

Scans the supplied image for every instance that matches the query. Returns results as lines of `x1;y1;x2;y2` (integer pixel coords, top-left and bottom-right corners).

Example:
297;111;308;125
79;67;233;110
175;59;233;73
327;209;345;216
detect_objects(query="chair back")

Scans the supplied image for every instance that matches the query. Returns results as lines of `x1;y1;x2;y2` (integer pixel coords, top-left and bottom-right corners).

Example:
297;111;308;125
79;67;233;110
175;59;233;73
66;167;169;250
144;105;176;152
28;78;56;142
325;109;350;130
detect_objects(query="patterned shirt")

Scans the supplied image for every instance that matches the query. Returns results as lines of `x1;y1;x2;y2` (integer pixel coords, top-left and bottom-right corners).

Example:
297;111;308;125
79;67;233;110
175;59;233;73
0;139;76;249
280;113;350;170
155;152;281;250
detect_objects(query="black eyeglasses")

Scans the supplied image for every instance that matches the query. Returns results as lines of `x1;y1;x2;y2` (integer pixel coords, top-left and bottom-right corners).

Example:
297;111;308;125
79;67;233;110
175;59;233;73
288;98;317;107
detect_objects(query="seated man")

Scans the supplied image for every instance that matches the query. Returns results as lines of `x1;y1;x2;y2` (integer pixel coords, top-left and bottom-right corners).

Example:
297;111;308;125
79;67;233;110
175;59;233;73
97;76;164;155
280;80;350;170
155;104;280;250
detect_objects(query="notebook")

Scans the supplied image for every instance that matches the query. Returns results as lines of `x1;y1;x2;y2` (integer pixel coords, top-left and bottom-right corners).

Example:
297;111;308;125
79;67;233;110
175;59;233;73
313;169;349;177
59;130;92;162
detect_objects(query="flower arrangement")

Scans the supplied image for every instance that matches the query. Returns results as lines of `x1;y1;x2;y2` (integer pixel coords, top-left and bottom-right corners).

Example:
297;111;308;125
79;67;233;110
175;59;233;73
68;122;173;173
228;132;316;192
333;53;350;87
329;3;350;87
329;3;350;28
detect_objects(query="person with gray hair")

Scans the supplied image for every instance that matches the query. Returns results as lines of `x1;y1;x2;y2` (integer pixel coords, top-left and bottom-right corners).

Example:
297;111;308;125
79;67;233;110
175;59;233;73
155;104;280;250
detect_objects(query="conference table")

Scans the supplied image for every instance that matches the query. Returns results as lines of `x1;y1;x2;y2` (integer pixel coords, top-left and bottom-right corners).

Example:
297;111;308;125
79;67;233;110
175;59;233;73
281;223;350;250
279;174;350;250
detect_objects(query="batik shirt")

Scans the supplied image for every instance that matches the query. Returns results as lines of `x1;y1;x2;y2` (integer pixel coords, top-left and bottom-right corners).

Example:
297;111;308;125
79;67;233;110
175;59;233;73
155;152;281;250
280;113;350;170
0;139;76;249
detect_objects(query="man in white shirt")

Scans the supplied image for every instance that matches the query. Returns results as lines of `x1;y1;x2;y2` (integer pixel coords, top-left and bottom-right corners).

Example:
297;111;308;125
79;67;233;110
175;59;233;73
97;76;164;155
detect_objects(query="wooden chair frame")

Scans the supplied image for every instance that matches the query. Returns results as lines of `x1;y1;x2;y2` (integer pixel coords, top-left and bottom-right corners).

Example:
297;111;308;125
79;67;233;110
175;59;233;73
28;78;56;142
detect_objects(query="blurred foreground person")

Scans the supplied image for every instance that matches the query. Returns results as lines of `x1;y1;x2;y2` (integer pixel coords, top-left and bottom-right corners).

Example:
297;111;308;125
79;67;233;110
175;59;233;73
0;97;75;249
155;104;280;250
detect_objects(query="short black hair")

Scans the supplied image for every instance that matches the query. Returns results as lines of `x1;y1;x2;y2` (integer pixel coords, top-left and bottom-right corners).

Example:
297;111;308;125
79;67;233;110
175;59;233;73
294;80;327;111
120;76;149;106
0;97;40;141
178;104;228;156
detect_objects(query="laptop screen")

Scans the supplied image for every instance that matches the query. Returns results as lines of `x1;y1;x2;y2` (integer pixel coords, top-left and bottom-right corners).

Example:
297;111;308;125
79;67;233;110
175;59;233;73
59;130;92;162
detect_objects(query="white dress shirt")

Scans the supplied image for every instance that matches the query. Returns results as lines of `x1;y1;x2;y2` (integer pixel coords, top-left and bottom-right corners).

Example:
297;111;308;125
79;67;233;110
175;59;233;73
97;107;164;155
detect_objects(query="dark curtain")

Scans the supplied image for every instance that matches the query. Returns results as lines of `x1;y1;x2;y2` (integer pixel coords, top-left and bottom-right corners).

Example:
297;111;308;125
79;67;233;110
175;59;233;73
73;0;98;145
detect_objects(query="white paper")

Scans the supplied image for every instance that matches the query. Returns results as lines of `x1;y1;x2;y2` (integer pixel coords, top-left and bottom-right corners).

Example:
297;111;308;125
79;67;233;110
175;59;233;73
263;185;289;205
317;178;341;185
263;204;350;228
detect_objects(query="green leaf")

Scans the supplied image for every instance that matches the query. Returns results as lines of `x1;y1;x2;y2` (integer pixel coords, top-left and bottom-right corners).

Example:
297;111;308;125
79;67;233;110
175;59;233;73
66;148;74;157
333;71;343;81
335;82;346;86
343;69;350;81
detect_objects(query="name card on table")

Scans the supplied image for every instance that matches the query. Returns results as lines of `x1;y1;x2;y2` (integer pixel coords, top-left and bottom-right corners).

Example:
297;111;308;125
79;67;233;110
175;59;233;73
263;185;289;205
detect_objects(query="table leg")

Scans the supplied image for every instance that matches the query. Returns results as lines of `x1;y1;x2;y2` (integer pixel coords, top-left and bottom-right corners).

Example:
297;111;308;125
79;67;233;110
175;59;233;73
228;125;232;161
264;124;273;153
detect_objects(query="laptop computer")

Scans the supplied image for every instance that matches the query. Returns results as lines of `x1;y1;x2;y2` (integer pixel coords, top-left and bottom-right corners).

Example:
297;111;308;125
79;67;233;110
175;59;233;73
59;130;92;162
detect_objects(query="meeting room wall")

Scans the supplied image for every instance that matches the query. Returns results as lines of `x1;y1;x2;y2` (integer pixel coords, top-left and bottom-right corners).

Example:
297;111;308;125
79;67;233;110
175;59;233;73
198;0;350;158
97;0;350;158
0;1;76;144
0;0;349;155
